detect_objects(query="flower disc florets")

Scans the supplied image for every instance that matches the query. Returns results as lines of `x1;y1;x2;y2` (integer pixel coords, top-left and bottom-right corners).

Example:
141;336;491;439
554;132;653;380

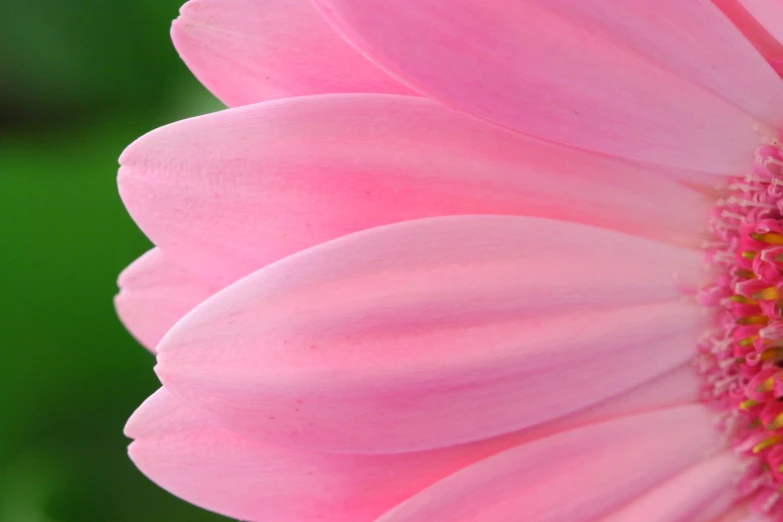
701;139;783;514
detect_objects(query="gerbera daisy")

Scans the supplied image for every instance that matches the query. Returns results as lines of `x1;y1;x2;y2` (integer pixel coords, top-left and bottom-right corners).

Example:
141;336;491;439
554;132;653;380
116;0;783;520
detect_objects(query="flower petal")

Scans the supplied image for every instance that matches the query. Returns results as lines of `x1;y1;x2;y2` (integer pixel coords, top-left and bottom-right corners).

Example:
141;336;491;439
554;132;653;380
115;248;215;352
314;0;783;174
500;364;700;448
119;94;709;286
730;510;773;522
714;0;783;76
127;383;700;522
126;388;467;522
171;0;411;106
156;215;707;453
601;453;743;522
706;502;771;522
740;0;783;46
376;405;722;522
709;504;753;522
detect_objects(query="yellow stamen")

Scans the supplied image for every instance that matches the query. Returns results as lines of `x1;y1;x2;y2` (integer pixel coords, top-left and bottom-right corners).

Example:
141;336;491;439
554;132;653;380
739;335;759;347
750;232;783;245
737;315;770;325
753;435;783;453
742;251;758;260
758;377;775;393
761;348;781;361
741;399;760;410
735;269;756;279
768;413;783;431
731;295;759;305
753;287;780;301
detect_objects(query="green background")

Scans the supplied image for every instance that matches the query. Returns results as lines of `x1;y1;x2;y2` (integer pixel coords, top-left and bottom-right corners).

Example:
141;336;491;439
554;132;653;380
1;2;227;520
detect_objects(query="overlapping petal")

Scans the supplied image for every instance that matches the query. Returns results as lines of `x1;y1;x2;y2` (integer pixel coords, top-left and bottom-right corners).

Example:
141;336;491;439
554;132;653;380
601;454;743;522
714;0;783;75
114;248;215;352
739;0;783;46
127;388;476;522
127;373;702;522
155;215;708;453
171;0;411;106
314;0;783;173
375;405;722;522
118;94;710;286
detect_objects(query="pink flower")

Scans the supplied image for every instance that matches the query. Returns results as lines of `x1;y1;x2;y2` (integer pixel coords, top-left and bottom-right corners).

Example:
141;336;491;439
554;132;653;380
115;0;783;520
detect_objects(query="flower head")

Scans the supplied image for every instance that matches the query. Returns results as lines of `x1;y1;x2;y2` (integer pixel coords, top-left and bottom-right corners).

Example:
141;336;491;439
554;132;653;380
116;0;783;520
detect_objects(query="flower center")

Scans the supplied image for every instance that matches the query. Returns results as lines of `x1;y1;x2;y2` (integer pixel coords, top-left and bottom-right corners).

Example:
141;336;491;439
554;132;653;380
701;137;783;513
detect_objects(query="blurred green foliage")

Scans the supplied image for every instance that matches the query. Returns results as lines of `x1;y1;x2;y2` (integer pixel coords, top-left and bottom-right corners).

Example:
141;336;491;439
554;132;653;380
1;1;226;520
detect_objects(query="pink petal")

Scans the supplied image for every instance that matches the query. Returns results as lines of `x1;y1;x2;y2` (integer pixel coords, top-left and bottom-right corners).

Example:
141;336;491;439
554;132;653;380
714;0;783;75
314;0;782;174
127;388;463;522
494;364;701;449
119;94;710;287
740;0;783;46
601;453;743;522
376;405;723;522
736;512;774;522
126;384;701;522
115;248;215;353
707;503;771;522
710;504;753;522
156;215;708;453
171;0;411;106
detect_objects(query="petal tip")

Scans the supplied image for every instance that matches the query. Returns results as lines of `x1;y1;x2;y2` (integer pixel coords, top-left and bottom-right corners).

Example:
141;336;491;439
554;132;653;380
114;292;159;354
170;6;200;53
175;0;206;20
124;388;178;440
